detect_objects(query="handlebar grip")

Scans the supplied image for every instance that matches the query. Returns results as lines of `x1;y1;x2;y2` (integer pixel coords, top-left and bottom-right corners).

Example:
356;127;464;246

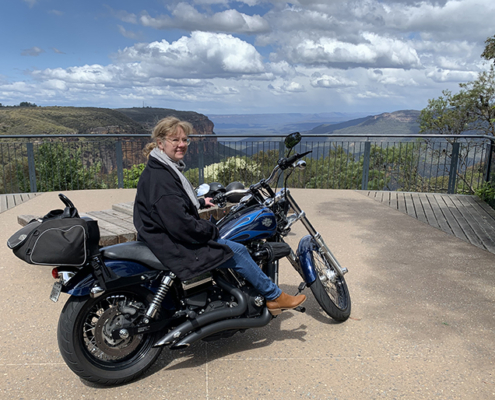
278;151;312;170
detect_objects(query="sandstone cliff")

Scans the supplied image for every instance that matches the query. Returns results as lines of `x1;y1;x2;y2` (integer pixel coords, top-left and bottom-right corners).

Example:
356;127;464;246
116;107;214;135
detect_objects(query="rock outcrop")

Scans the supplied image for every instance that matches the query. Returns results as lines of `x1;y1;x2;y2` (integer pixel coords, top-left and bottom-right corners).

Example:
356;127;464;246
116;107;214;135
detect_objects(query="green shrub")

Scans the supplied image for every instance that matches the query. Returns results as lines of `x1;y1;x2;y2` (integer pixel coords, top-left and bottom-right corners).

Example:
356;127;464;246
475;181;495;208
122;163;146;188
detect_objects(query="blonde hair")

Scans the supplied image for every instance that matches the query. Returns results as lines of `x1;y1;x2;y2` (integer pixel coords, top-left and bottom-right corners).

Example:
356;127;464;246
143;116;193;157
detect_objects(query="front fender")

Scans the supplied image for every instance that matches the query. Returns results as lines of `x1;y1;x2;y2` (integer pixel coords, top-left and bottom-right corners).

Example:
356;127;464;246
64;259;154;296
296;235;317;284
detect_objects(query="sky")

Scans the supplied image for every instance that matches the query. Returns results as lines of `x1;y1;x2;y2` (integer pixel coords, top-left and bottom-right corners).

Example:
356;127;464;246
0;0;494;115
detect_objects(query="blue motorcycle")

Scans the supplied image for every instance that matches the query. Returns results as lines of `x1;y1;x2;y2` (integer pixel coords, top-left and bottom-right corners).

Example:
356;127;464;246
19;132;351;385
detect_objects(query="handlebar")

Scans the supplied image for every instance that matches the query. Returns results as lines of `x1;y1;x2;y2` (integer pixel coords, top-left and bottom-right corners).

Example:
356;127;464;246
277;151;312;170
211;150;312;208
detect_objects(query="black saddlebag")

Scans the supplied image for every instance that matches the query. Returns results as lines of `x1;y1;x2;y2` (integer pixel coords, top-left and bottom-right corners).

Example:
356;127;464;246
7;212;100;268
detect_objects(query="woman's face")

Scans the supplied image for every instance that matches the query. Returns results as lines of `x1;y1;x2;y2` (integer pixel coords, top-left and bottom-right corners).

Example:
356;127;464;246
158;126;189;162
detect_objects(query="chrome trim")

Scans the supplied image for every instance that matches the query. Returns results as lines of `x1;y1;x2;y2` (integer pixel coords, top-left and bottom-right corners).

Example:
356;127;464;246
57;271;75;285
254;295;264;307
295;160;306;170
265;165;281;186
119;329;129;339
283;210;305;231
90;285;105;299
146;273;176;319
314;233;348;276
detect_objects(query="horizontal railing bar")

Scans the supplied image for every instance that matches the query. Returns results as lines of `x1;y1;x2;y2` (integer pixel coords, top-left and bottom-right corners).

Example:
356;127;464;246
0;133;494;143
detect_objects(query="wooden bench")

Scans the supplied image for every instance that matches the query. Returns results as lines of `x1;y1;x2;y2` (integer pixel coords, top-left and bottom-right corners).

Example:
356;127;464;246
18;202;233;247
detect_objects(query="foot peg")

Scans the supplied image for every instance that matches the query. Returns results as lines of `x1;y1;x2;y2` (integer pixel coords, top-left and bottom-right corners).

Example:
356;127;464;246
294;306;306;313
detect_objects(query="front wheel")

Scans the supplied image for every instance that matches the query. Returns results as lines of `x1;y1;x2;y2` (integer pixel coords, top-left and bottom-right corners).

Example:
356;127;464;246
57;287;164;385
308;241;351;321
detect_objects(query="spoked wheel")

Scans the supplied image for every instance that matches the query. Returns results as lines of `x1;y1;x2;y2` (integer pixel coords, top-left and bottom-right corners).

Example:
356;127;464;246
308;240;351;321
57;287;163;385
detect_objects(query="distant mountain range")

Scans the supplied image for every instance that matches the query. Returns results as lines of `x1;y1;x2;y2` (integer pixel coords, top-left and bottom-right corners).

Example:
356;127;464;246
210;110;421;137
305;110;421;136
0;106;214;136
0;105;421;138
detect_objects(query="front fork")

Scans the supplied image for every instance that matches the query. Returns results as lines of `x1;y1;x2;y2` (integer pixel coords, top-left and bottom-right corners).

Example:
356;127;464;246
285;190;348;278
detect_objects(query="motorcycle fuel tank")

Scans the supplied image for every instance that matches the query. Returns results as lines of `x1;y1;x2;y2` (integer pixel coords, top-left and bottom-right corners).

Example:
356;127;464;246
219;206;277;243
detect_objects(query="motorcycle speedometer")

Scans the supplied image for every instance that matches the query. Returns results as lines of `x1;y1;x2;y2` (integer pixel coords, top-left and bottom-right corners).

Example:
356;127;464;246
239;194;253;204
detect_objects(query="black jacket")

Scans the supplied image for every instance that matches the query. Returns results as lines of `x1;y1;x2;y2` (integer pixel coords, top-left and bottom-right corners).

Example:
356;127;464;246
133;156;233;280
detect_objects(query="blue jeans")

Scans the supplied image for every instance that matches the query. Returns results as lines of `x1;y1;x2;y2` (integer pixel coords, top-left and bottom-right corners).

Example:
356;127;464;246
216;239;282;301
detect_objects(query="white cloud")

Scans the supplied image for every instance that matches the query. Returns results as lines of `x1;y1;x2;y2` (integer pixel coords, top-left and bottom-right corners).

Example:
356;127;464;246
23;0;37;8
310;73;358;88
426;68;479;83
268;81;306;94
21;47;45;57
117;25;145;40
112;32;265;79
111;8;138;24
277;33;421;69
26;32;266;102
2;0;494;113
139;3;270;34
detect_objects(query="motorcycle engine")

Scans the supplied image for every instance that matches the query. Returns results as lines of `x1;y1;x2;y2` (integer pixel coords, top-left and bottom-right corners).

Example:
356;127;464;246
182;272;233;313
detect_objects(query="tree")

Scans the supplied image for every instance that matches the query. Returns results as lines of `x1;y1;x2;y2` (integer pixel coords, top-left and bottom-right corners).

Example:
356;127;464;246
482;35;495;64
420;34;495;137
419;89;475;136
18;102;37;107
418;37;495;194
458;67;495;135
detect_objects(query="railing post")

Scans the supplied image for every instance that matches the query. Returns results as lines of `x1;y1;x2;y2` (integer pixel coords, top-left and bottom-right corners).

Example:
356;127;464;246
485;139;494;183
361;141;371;190
115;141;124;189
198;139;204;185
277;139;285;187
448;142;460;194
26;142;37;193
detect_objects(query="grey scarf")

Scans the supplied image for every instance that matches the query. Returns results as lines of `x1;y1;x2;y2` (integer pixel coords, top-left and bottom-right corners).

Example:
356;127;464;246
150;147;201;209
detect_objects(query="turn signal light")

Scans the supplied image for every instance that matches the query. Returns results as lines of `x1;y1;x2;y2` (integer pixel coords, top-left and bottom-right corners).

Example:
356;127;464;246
52;268;59;279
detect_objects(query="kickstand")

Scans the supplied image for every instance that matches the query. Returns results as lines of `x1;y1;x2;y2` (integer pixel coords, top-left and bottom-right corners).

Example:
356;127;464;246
293;282;307;313
294;282;307;296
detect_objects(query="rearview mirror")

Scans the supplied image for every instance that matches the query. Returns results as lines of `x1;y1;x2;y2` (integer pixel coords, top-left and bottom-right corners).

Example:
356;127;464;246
196;183;210;197
284;132;301;149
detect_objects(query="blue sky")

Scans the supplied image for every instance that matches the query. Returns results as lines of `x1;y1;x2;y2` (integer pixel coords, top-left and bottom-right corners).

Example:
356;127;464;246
1;0;494;115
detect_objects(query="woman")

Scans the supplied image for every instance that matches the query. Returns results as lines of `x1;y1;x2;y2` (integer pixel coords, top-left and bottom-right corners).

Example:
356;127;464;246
133;117;306;315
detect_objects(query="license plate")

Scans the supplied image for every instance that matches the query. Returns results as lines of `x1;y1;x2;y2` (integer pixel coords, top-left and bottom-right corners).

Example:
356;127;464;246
50;281;62;303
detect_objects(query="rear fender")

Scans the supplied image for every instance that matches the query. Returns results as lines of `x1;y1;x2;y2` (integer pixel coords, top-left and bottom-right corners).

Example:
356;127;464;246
63;259;157;296
296;235;317;284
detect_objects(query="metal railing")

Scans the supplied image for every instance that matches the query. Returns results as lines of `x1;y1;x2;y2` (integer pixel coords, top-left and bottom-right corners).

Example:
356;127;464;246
0;133;493;195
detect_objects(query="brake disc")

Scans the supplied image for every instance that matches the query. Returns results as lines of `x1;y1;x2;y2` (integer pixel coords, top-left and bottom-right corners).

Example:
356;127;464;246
94;306;142;358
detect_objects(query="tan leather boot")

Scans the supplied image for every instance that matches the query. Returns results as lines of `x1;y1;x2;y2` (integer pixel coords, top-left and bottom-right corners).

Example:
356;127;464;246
266;292;306;316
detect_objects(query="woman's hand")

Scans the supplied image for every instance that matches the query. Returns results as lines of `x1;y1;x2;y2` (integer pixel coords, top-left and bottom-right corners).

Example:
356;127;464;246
204;197;216;208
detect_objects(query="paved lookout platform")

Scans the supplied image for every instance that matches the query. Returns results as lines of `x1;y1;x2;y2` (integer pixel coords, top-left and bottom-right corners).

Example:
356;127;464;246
1;189;494;399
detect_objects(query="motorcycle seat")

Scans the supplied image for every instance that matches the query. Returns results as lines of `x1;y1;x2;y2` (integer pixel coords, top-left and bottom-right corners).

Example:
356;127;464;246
100;241;169;271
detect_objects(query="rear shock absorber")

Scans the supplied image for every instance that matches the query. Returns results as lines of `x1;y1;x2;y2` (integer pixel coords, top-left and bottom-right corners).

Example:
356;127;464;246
145;273;176;320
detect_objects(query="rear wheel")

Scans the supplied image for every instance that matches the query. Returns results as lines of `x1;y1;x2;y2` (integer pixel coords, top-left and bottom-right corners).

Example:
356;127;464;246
308;241;351;321
57;287;163;385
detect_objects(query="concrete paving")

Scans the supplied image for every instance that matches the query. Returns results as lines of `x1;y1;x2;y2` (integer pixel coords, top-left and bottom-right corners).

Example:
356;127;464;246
0;189;494;399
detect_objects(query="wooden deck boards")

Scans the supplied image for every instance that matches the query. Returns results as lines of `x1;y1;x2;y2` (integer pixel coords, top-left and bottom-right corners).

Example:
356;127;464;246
362;191;495;254
0;193;40;214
